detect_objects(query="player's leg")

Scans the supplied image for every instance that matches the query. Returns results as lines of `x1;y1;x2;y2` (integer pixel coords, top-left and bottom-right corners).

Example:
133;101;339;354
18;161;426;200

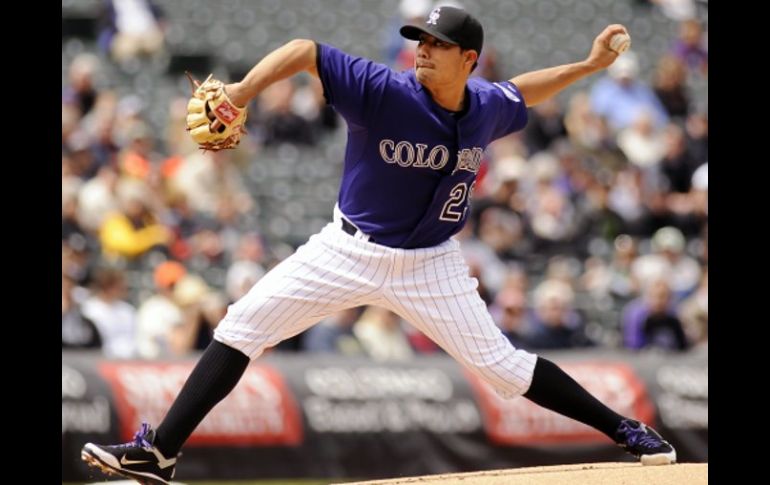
383;240;537;396
82;223;392;483
383;241;675;465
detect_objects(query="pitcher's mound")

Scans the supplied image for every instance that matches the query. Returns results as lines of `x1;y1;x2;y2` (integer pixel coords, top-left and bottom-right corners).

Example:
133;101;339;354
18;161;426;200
332;462;707;485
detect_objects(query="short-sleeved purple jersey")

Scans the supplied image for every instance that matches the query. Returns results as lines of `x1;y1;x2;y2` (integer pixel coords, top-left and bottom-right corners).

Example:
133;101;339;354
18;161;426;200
316;43;528;249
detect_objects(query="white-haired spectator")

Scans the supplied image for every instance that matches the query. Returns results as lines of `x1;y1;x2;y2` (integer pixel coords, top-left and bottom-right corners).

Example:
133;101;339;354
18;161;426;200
632;226;701;299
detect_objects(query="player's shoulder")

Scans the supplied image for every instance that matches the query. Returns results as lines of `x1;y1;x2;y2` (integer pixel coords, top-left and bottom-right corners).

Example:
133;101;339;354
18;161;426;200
469;77;523;104
467;76;498;92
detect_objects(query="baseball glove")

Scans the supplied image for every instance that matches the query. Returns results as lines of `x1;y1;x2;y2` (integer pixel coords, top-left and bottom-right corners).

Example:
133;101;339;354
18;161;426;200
185;72;248;151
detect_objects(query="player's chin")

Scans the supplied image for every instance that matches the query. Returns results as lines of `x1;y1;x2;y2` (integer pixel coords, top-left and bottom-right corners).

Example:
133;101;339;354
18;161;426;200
415;67;433;84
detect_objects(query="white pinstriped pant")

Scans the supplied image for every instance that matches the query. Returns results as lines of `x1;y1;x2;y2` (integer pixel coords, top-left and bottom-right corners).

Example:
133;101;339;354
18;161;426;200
215;208;538;398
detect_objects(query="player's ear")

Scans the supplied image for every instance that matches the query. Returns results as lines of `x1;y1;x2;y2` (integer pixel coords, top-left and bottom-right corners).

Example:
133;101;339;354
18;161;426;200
464;50;479;68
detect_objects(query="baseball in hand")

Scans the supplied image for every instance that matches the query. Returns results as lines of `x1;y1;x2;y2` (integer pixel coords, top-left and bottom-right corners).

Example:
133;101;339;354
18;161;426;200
609;32;631;54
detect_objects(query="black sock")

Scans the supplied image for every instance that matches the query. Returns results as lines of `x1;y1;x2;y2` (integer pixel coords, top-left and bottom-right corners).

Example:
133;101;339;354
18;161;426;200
523;357;625;440
154;340;250;457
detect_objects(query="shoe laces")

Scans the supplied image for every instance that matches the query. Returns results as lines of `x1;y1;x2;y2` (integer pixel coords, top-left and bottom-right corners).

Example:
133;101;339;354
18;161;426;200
117;422;154;450
620;421;662;450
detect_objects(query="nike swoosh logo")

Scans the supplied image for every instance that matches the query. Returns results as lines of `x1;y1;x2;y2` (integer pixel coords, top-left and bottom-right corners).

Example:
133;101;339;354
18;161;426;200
120;455;150;465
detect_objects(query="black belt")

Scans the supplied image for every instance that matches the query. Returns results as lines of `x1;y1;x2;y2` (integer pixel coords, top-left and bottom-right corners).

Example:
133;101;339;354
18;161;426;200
341;218;375;243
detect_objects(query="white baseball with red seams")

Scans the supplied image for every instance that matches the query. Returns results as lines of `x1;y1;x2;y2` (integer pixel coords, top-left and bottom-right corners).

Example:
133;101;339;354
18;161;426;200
609;33;631;54
214;205;539;398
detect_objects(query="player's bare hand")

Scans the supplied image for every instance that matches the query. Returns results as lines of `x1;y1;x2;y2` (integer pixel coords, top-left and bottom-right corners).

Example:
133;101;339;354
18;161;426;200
586;24;629;70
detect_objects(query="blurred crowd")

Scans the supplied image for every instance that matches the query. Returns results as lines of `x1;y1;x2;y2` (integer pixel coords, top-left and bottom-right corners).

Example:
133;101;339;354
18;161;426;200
63;0;707;360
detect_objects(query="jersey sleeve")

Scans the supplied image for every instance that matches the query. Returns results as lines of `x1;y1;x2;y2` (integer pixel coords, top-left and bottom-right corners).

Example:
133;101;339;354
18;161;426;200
316;43;391;129
489;80;529;139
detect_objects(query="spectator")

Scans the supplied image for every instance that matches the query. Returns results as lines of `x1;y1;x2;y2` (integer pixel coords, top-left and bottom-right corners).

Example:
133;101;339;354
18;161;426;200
302;307;365;355
225;232;267;303
62;53;100;118
253;79;318;146
523;98;568;154
527;279;591;349
685;112;708;165
573;180;627;257
671;19;708;75
678;268;707;346
657;123;700;193
490;287;532;348
623;278;688;351
652;55;690;119
80;267;138;358
99;179;170;261
617;112;667;168
62;276;102;350
98;0;166;64
590;51;669;132
632;226;701;299
171;150;254;218
166;275;217;355
136;261;187;359
353;306;414;361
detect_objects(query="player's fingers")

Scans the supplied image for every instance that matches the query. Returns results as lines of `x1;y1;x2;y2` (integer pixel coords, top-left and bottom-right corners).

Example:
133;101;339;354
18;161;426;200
604;24;628;38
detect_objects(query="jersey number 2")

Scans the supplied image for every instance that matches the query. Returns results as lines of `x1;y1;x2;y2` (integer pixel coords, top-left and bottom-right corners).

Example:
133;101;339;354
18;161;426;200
440;182;475;222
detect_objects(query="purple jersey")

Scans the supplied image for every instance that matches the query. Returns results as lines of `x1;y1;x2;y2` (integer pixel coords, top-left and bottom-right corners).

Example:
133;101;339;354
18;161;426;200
316;43;528;249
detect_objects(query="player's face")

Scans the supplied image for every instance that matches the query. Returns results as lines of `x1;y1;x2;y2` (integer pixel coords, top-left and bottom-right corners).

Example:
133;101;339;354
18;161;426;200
415;34;471;87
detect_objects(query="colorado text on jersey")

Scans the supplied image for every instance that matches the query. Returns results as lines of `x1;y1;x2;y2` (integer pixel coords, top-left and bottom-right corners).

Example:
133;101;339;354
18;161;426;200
379;139;483;174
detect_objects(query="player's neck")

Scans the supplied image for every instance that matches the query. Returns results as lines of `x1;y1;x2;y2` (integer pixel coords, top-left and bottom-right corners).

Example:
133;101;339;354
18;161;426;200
424;82;467;113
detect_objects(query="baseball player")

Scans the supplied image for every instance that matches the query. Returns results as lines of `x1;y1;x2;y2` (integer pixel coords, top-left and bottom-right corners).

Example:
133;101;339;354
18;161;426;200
82;7;676;484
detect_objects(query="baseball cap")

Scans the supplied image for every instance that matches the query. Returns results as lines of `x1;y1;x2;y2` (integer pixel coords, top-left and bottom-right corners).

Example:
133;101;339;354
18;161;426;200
400;6;484;57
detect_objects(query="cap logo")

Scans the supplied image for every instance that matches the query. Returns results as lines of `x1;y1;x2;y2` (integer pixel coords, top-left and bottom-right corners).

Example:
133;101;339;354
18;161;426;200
427;7;441;25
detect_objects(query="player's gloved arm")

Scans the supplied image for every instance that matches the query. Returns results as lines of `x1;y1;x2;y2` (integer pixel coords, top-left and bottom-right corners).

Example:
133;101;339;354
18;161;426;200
224;39;319;107
509;24;627;107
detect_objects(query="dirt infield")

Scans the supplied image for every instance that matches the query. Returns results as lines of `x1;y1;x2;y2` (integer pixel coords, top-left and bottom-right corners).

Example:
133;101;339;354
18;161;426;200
332;462;707;485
